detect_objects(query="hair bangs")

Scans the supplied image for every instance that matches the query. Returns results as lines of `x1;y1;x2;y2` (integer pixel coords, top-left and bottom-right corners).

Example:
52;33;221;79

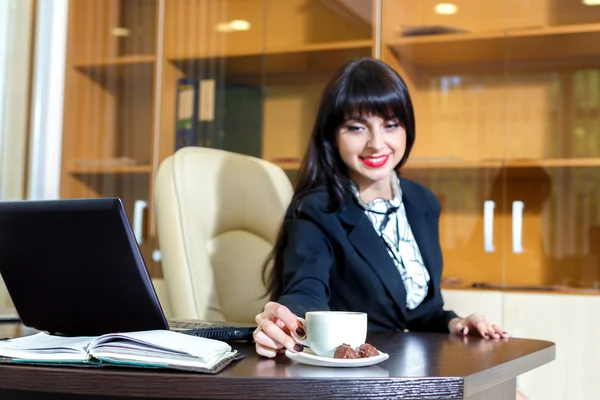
332;67;412;129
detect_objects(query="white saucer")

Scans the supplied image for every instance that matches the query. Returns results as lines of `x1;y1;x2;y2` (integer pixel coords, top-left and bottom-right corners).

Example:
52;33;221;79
285;347;389;367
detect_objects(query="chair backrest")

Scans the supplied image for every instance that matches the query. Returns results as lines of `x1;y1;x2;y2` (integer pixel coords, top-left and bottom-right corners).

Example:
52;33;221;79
154;147;293;323
0;276;13;308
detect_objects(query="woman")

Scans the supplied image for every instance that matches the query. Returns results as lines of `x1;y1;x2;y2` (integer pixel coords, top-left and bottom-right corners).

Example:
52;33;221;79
254;57;509;358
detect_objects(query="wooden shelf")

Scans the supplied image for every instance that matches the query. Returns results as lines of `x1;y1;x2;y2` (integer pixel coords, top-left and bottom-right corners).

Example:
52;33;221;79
73;55;156;68
167;39;373;60
70;165;153;174
272;157;600;171
406;159;503;169
167;40;373;84
405;158;600;169
507;158;600;168
73;56;156;83
441;284;600;296
389;23;600;68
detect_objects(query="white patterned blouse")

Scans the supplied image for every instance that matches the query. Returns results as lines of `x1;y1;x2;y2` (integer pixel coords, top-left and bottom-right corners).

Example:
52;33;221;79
351;173;430;310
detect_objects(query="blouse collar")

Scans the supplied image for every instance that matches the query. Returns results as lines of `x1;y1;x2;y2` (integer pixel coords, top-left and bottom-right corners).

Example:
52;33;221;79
351;172;403;211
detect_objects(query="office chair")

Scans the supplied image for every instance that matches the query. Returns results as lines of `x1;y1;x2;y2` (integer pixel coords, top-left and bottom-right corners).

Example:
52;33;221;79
154;147;293;323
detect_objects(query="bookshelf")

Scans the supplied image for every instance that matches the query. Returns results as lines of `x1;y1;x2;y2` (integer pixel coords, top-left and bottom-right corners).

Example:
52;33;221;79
60;0;600;291
156;0;375;178
390;23;600;68
60;0;375;277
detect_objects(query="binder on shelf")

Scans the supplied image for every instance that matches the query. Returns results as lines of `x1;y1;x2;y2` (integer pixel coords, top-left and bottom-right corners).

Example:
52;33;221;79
175;77;200;150
216;85;263;158
175;75;263;158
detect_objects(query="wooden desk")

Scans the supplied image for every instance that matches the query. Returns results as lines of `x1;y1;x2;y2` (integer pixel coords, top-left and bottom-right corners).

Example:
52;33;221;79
0;324;554;400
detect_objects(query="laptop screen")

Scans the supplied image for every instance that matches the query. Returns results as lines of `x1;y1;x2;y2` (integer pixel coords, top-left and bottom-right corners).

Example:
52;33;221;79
0;198;169;336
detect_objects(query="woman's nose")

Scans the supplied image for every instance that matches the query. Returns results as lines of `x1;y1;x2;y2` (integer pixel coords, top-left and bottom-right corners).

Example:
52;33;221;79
367;130;385;150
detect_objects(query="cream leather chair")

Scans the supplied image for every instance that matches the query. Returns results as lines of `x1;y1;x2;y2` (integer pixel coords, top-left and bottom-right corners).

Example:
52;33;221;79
0;276;14;309
154;147;293;323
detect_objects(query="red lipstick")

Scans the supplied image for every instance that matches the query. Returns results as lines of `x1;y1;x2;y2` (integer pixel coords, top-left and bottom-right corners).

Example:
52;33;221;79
360;155;389;168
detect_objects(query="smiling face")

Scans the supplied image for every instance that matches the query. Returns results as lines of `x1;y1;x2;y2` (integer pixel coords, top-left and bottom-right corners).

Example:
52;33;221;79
336;113;406;197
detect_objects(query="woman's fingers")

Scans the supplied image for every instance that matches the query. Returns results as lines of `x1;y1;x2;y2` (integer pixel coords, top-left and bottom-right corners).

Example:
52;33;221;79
486;322;499;338
457;314;510;340
474;320;490;338
261;319;303;352
490;322;509;339
264;302;305;337
462;313;490;338
255;342;280;358
452;319;469;336
468;314;509;339
253;328;284;351
254;302;305;357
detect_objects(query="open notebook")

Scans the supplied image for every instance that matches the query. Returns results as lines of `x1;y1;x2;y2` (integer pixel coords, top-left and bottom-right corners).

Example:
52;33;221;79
0;330;244;374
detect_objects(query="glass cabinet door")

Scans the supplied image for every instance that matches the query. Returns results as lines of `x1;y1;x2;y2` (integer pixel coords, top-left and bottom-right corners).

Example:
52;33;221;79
151;0;377;273
61;0;160;275
379;0;508;290
151;0;268;277
156;0;375;179
156;0;268;165
262;0;375;181
504;1;600;291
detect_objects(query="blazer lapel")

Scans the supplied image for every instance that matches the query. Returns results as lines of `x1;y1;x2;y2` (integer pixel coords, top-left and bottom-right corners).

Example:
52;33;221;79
338;200;408;316
401;186;440;286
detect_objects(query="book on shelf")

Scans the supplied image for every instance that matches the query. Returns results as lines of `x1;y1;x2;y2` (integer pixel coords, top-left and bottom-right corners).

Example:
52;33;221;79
0;329;244;374
175;77;201;150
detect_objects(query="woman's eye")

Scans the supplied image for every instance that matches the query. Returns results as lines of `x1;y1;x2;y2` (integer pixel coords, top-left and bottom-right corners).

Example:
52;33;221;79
347;125;364;132
386;123;399;130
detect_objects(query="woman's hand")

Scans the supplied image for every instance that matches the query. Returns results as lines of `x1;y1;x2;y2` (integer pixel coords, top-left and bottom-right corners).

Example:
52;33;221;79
448;314;509;339
253;301;306;358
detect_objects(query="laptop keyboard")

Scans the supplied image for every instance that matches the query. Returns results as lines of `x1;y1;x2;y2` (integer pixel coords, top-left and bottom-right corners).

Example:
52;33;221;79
168;321;226;330
167;320;256;341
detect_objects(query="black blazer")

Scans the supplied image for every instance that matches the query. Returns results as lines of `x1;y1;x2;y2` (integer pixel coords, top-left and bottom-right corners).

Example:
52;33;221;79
277;177;459;333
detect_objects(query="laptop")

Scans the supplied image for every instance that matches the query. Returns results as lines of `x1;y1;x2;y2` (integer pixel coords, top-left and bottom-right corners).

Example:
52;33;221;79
0;197;256;341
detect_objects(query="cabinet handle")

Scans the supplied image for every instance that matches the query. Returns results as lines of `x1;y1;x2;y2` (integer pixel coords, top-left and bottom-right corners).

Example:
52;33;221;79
512;201;524;254
483;200;495;252
133;200;148;245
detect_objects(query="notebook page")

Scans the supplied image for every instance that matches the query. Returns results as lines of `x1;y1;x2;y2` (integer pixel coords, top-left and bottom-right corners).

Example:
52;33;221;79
0;332;93;361
89;330;232;359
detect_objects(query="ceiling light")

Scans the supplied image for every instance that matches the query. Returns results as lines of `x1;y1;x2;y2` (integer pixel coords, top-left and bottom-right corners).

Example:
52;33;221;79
216;20;251;33
434;3;458;15
229;20;251;31
582;0;600;5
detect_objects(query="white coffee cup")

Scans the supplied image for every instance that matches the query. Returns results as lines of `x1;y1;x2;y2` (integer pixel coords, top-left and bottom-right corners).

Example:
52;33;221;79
291;311;368;358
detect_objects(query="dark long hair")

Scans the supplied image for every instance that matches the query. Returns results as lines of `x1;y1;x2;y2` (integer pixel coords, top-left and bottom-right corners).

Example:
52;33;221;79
262;57;416;301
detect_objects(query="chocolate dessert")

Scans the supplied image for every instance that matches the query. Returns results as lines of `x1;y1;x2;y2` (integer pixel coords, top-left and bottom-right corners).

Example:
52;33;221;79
333;343;359;359
358;343;379;358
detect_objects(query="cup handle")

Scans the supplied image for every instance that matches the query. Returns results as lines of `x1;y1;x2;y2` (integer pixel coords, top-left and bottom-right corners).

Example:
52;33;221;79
290;316;309;347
